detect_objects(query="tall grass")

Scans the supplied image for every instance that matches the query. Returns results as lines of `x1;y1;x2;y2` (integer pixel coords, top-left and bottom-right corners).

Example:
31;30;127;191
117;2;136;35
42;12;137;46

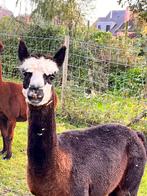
58;90;147;134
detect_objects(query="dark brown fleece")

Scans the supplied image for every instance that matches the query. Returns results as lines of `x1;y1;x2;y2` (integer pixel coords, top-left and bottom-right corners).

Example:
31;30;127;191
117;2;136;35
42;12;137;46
27;94;146;196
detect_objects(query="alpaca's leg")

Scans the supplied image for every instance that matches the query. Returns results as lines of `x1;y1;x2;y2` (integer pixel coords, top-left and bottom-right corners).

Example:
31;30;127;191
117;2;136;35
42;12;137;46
109;157;146;196
109;189;130;196
3;120;16;160
72;184;105;196
71;185;90;196
0;129;7;154
0;119;8;155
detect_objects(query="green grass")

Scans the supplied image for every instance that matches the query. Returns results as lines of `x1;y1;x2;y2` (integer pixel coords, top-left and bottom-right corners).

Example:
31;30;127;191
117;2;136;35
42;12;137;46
0;120;147;195
0;122;29;196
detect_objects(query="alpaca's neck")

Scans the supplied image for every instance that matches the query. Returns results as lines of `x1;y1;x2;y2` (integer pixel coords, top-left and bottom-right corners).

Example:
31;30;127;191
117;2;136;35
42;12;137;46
28;102;57;173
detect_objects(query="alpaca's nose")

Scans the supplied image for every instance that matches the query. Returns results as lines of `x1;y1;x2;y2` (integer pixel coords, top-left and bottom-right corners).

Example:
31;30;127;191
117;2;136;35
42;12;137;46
27;86;44;102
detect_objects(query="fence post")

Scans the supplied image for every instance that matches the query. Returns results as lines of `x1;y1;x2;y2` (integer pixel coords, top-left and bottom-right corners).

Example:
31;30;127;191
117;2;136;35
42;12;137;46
61;35;70;112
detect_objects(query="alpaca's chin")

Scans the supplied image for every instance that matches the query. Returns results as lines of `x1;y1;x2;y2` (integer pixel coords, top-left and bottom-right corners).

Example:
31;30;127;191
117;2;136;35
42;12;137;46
27;97;51;107
28;99;42;106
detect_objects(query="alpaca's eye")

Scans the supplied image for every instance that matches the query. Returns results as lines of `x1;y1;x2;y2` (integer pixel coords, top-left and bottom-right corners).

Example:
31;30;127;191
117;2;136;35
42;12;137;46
23;72;32;78
43;74;55;83
49;74;55;81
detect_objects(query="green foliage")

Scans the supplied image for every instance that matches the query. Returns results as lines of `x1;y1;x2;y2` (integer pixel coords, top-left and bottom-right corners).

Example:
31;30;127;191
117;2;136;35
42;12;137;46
118;0;147;21
60;90;147;130
109;67;146;97
21;0;91;33
89;31;112;45
26;24;66;37
0;24;66;79
0;19;146;97
0;16;28;34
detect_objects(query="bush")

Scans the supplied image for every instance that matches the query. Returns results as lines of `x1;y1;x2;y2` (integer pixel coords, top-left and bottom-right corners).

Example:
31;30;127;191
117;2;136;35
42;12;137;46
108;67;146;97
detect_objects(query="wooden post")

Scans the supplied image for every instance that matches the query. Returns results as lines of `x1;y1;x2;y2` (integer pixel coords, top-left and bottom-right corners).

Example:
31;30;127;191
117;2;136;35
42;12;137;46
61;35;70;112
143;41;147;98
125;21;128;41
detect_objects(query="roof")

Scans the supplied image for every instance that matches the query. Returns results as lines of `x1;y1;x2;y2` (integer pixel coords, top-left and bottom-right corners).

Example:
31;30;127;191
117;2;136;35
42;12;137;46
97;17;113;22
0;6;13;19
94;10;129;34
107;10;126;33
106;10;125;20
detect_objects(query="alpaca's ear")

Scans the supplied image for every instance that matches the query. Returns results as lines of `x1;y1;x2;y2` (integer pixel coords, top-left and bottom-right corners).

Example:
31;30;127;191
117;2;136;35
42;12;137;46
53;46;66;67
18;40;30;62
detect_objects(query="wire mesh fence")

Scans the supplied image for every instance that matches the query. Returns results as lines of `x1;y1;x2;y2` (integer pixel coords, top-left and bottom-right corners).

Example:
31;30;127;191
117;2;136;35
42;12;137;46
0;31;147;129
63;37;147;127
0;32;64;78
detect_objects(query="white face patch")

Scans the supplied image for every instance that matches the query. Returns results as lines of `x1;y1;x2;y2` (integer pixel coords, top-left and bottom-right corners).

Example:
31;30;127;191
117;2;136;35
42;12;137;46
20;56;59;75
20;56;58;106
30;71;45;88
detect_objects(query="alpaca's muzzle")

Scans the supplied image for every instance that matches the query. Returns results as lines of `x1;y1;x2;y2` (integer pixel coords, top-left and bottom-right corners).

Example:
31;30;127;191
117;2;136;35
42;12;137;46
27;86;44;104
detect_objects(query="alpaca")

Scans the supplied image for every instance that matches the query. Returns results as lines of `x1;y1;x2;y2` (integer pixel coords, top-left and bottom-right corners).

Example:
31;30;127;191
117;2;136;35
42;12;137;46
0;41;27;159
18;40;147;196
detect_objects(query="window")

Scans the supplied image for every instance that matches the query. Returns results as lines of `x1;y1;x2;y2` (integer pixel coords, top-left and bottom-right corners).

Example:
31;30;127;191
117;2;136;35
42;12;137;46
106;25;111;32
98;25;101;29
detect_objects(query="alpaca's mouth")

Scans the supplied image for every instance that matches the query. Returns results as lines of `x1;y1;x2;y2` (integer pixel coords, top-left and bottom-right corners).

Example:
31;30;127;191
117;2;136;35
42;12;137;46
28;96;44;106
29;98;43;104
27;88;44;105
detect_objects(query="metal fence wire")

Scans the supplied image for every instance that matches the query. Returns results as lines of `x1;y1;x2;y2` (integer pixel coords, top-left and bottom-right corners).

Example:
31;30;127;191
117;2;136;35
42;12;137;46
0;32;147;129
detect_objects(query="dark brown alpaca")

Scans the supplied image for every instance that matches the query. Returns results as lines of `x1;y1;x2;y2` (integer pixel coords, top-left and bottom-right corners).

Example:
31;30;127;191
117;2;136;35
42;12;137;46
0;41;27;159
18;40;147;196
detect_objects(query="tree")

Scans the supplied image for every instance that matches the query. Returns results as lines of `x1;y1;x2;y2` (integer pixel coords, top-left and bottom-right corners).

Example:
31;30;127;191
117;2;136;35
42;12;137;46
0;16;27;34
17;0;95;35
118;0;147;22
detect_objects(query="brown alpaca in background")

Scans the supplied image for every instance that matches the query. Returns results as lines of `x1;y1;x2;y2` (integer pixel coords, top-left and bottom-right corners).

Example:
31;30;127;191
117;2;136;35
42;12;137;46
0;41;27;159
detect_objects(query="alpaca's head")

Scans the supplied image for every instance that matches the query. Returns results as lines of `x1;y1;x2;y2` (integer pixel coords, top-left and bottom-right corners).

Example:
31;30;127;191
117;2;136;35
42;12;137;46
18;40;66;106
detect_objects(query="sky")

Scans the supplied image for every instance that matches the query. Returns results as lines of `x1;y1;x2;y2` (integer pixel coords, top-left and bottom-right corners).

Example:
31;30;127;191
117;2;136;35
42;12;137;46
0;0;127;24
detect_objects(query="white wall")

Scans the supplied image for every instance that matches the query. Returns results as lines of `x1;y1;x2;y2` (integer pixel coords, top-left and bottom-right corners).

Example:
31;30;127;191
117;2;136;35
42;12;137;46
96;21;116;32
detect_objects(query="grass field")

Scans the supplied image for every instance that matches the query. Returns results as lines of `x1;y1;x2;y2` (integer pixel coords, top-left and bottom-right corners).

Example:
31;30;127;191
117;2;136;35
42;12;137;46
0;120;147;196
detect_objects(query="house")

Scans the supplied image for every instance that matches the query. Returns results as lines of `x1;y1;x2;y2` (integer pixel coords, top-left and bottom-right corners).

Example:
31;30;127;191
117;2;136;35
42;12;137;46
93;9;134;36
0;6;13;19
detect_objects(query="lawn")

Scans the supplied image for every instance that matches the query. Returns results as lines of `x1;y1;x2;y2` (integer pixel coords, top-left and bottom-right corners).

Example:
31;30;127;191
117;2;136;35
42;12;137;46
0;120;147;196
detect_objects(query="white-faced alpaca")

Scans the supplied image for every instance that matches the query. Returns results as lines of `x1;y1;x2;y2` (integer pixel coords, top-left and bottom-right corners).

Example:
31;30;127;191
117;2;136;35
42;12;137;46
18;40;147;196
